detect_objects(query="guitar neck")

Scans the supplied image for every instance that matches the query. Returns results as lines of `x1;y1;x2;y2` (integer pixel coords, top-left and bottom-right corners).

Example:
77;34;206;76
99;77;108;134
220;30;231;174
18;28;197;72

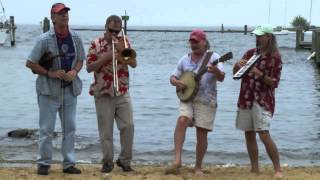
194;51;232;81
195;59;219;80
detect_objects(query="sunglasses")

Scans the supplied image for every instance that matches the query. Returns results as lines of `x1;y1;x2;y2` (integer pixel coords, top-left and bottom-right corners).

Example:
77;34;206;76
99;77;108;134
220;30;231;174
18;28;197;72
108;28;120;34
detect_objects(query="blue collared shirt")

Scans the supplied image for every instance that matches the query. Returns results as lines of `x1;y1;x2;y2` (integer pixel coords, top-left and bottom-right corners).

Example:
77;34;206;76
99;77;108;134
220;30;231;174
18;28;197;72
28;29;85;97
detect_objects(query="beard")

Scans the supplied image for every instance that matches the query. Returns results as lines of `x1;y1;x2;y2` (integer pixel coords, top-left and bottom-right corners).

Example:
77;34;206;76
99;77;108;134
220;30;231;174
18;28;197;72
191;45;199;51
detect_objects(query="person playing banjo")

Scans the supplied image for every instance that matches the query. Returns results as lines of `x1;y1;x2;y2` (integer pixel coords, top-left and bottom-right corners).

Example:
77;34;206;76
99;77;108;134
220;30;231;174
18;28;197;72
166;29;225;175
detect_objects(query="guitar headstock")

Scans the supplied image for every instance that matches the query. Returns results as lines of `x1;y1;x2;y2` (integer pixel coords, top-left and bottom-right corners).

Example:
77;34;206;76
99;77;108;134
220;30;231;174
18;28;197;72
211;51;233;65
219;51;233;62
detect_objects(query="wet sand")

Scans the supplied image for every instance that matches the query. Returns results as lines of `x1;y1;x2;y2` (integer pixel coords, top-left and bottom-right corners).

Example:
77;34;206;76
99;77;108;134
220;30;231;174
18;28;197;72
0;164;319;179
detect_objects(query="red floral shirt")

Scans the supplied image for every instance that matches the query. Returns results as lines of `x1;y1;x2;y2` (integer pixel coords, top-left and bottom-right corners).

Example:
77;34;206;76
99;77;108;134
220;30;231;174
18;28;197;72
87;37;130;97
237;48;282;116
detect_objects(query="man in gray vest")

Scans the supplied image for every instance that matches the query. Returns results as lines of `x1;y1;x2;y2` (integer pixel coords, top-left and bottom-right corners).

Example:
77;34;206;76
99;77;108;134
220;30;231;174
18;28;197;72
26;3;85;175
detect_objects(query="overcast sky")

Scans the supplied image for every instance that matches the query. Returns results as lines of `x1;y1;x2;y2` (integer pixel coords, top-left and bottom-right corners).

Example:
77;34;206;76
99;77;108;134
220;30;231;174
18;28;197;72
1;0;319;27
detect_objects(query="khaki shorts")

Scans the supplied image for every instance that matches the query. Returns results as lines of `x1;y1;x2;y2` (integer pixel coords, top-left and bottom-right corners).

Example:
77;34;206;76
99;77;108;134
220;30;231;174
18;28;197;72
179;101;217;131
236;101;272;131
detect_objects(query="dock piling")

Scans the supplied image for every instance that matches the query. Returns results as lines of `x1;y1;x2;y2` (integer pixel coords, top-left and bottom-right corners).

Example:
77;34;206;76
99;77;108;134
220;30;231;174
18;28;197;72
9;16;16;46
43;17;50;33
121;11;129;35
244;25;247;35
313;30;320;64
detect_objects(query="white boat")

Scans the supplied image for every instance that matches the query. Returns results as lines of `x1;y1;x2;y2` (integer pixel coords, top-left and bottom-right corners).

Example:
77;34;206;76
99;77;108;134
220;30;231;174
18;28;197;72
0;28;8;45
0;0;9;45
273;29;289;35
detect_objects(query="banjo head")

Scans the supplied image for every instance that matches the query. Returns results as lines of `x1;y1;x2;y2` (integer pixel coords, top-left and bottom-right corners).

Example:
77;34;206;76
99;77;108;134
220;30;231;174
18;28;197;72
176;71;198;102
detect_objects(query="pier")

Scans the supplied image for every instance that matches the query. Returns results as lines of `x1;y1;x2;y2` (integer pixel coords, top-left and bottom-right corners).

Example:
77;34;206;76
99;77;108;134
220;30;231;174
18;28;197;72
72;24;251;35
296;28;320;65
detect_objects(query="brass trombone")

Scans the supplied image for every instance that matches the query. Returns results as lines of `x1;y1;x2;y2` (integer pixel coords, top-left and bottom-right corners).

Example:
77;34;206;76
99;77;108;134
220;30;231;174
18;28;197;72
111;28;136;95
117;28;136;65
112;39;119;94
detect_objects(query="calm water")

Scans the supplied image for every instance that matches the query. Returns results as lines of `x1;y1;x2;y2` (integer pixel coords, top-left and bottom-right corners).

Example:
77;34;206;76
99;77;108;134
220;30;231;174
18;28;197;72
0;25;319;166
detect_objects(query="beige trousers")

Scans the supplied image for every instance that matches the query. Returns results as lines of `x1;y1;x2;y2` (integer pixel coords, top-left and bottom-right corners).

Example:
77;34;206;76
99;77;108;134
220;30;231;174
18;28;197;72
94;93;134;166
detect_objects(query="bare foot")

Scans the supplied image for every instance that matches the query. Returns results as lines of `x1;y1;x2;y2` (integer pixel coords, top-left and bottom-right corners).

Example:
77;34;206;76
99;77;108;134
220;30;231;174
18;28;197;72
250;169;260;174
165;163;181;175
194;169;204;175
274;171;282;178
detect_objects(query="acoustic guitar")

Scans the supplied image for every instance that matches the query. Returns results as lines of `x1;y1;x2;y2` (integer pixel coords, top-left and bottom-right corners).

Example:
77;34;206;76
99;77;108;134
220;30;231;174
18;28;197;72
32;52;65;74
176;51;233;102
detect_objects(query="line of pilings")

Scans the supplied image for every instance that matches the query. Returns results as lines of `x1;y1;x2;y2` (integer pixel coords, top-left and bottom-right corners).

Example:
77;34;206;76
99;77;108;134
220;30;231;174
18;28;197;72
41;17;251;35
70;24;250;34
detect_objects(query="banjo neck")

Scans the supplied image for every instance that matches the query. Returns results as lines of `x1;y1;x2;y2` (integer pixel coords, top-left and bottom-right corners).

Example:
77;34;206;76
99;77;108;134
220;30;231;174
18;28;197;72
195;51;233;81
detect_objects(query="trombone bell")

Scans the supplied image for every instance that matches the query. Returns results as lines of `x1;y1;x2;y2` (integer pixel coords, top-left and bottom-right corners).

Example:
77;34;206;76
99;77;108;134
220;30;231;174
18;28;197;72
117;29;137;65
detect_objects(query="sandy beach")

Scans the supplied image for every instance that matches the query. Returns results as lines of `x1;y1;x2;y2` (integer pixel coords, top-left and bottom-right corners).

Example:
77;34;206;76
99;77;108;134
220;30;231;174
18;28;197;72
0;164;320;180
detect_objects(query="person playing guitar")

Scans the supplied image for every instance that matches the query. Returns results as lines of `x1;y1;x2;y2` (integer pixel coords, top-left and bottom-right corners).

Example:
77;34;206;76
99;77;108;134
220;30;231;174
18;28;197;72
166;29;225;175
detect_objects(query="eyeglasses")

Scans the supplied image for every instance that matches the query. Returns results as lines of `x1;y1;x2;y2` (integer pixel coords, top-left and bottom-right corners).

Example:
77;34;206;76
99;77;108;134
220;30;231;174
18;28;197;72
108;28;120;34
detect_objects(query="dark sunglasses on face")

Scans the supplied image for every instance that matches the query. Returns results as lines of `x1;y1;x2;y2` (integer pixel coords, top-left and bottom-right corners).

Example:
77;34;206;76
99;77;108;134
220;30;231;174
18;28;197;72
108;28;120;34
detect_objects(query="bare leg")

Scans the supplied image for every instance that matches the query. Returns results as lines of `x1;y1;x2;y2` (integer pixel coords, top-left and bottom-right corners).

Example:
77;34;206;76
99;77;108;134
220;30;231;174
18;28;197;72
245;131;259;173
258;131;282;177
173;116;191;166
194;127;208;175
165;116;191;174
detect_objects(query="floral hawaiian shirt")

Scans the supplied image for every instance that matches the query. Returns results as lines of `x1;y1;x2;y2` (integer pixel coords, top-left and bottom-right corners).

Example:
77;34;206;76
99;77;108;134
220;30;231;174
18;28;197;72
237;48;282;116
87;36;130;97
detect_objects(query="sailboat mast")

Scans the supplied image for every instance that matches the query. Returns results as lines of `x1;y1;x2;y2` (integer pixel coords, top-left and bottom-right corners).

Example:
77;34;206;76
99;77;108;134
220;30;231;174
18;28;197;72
268;0;271;24
309;0;312;25
0;0;6;20
284;0;287;27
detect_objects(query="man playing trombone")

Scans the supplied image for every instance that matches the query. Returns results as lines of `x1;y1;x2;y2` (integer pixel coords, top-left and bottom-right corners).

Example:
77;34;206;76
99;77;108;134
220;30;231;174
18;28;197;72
233;24;282;178
86;15;136;173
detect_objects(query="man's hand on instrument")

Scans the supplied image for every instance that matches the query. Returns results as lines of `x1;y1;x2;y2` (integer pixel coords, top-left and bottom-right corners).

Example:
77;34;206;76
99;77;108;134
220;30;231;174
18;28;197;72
250;67;263;77
63;69;77;82
128;60;137;68
207;64;220;75
112;37;124;52
48;70;66;80
175;80;186;91
238;59;248;67
99;51;113;62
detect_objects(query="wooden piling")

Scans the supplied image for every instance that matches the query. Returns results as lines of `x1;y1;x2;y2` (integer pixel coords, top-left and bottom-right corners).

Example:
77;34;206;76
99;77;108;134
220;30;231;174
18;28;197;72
121;12;129;35
9;16;15;46
313;30;320;65
296;29;303;48
312;30;316;52
43;17;50;33
244;25;247;35
221;24;224;33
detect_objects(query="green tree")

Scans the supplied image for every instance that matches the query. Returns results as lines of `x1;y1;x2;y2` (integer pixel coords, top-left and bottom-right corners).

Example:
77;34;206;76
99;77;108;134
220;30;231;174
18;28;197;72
291;15;310;30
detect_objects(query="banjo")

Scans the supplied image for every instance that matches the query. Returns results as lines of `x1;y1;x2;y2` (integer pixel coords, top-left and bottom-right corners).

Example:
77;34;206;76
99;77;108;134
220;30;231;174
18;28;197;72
176;51;233;102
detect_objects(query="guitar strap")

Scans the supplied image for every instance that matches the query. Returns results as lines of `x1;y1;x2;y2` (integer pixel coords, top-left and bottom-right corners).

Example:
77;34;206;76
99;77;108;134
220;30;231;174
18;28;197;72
195;51;213;81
